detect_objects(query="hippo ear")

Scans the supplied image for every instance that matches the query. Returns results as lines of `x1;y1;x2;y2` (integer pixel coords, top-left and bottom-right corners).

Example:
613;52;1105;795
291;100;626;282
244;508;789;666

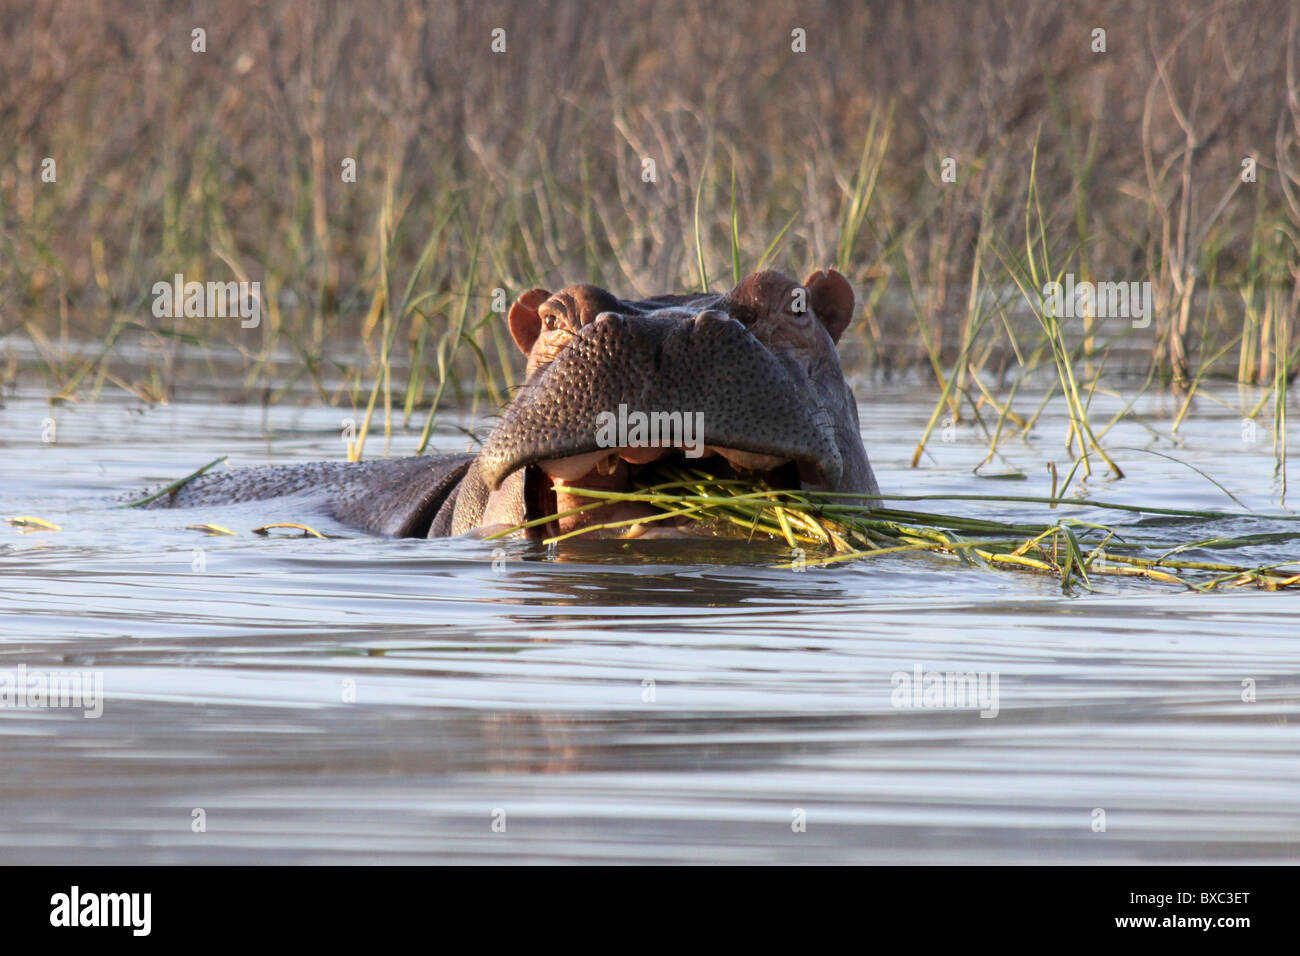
507;288;551;355
803;269;855;344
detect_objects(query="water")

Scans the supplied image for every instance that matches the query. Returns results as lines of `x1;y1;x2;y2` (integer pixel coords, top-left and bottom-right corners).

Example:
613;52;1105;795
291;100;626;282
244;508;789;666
1;383;1298;863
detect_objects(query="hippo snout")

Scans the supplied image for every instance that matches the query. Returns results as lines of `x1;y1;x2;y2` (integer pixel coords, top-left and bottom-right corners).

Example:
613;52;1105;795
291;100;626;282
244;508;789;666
476;305;845;494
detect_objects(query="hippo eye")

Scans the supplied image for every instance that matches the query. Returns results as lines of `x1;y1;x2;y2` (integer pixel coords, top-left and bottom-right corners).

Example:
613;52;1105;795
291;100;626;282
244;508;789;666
542;313;559;331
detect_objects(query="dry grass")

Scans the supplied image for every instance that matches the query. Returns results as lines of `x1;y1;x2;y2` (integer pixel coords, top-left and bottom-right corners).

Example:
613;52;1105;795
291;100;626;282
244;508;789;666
1;0;1297;476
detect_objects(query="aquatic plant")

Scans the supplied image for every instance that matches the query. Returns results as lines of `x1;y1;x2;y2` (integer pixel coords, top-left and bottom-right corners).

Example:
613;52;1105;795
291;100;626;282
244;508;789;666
500;462;1300;593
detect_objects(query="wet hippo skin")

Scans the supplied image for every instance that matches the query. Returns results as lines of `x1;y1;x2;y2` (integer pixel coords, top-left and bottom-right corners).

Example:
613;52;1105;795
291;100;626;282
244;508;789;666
146;270;879;540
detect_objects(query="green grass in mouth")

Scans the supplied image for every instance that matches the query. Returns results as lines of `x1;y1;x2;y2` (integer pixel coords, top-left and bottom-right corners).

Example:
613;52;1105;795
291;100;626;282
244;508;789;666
502;461;1300;593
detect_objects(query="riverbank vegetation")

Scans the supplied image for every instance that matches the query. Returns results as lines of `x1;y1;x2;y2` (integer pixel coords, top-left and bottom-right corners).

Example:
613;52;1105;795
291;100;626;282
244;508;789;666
3;0;1296;491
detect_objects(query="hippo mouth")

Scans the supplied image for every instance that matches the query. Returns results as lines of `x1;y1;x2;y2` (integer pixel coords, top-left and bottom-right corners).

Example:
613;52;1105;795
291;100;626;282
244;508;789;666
521;443;828;539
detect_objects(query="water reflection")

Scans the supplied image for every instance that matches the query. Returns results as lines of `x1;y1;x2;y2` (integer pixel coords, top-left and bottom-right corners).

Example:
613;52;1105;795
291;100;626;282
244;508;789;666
1;389;1298;863
481;539;855;612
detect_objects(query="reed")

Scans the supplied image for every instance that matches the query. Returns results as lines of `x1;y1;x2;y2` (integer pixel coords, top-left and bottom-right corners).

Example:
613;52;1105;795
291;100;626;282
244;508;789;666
511;463;1300;593
4;1;1295;505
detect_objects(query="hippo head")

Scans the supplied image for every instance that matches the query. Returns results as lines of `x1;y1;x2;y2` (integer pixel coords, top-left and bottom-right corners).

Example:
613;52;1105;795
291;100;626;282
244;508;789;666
470;269;878;538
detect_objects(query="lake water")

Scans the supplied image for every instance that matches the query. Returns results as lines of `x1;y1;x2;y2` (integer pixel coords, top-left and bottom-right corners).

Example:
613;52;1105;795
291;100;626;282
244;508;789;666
1;382;1297;863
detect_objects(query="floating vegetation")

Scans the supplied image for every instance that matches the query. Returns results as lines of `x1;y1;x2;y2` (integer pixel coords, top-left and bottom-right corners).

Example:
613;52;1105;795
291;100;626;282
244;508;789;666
517;463;1300;593
6;516;62;532
252;522;328;539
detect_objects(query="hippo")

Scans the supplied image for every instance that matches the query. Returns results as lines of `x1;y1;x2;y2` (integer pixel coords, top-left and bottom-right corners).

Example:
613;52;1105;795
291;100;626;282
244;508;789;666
146;269;879;539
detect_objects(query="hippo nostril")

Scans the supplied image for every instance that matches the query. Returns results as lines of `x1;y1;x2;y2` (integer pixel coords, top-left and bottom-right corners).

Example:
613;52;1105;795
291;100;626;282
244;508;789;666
693;309;733;327
593;311;624;329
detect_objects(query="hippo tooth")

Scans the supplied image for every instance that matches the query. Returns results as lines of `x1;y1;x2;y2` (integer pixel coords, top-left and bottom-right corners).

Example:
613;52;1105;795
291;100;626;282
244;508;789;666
538;449;610;481
711;446;790;472
618;445;667;465
595;454;621;476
